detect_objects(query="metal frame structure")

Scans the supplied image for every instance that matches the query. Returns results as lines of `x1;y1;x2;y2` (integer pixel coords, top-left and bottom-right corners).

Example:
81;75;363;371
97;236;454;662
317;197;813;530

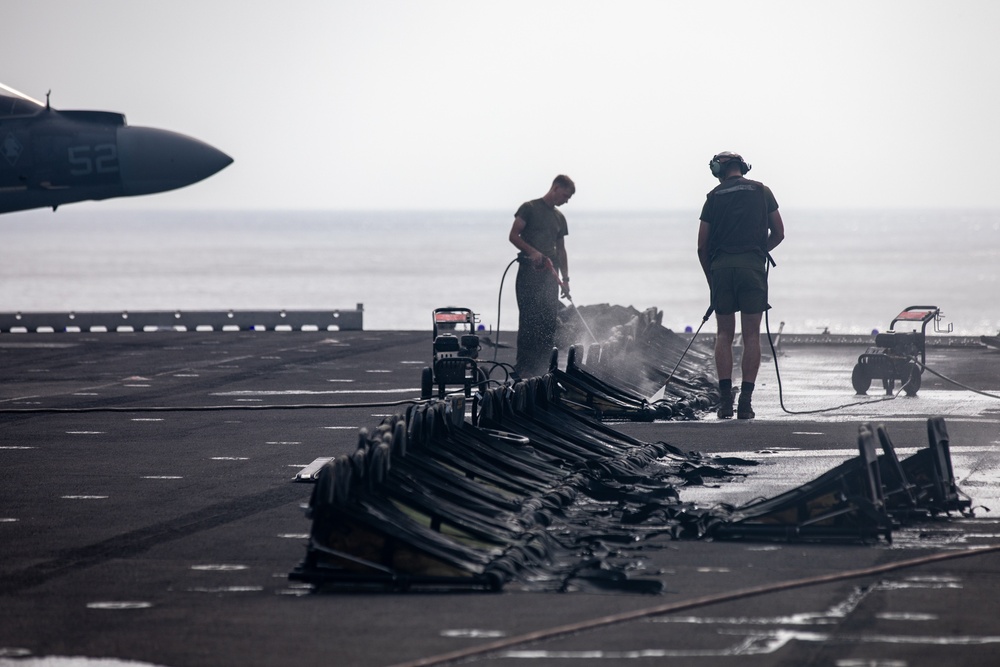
852;305;951;396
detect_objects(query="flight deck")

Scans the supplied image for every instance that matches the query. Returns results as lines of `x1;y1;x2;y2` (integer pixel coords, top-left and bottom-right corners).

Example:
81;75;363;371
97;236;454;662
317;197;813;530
2;330;1000;666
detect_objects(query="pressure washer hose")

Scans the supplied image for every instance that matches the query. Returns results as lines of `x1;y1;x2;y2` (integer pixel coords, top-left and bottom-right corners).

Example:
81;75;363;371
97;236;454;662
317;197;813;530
391;544;1000;667
765;308;917;415
761;260;920;416
493;257;519;363
659;304;714;388
912;358;1000;400
494;255;598;364
765;308;1000;415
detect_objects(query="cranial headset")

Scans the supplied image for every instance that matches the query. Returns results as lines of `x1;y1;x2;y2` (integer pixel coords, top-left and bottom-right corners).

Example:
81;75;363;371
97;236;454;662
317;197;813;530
709;152;751;178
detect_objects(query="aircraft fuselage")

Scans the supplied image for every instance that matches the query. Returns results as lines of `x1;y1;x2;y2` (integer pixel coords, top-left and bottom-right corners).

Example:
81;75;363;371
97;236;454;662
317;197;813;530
1;85;232;214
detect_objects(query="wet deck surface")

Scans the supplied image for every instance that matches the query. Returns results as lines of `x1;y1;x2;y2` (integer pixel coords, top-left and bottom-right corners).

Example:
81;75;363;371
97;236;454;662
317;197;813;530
2;331;1000;667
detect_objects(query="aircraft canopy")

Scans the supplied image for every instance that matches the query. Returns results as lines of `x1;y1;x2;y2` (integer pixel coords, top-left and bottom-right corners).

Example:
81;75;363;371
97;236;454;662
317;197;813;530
0;83;45;117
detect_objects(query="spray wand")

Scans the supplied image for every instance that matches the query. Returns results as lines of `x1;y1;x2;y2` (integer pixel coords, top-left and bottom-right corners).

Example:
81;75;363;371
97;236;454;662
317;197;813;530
647;304;714;403
541;257;599;345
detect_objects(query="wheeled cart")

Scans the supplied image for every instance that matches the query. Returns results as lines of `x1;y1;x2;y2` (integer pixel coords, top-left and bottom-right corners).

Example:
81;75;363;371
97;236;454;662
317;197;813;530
420;307;486;399
852;305;951;396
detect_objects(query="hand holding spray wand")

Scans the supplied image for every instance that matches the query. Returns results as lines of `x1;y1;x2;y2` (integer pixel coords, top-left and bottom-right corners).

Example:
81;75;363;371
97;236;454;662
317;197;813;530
541;256;599;345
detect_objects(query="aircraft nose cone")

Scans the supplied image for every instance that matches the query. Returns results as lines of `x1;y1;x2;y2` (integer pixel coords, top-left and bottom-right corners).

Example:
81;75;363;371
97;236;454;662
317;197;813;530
117;126;232;196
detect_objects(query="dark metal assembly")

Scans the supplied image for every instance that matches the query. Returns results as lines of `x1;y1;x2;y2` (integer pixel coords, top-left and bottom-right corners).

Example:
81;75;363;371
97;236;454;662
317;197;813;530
420;307;485;399
852;305;952;396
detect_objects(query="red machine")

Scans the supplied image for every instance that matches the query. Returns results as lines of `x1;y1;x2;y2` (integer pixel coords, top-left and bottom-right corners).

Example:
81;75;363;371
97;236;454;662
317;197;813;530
420;307;485;400
852;305;951;396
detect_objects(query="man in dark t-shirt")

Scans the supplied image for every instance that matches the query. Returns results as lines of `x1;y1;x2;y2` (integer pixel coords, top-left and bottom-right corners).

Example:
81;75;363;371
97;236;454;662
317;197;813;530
697;152;784;419
508;175;574;377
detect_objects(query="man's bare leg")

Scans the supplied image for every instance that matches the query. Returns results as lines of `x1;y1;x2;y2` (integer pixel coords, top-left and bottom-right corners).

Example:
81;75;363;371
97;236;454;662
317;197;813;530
715;312;736;418
738;312;763;418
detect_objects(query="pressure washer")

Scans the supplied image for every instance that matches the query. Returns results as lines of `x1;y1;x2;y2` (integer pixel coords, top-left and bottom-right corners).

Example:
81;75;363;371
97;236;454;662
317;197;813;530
851;305;951;396
761;264;923;415
419;307;486;400
765;303;1000;416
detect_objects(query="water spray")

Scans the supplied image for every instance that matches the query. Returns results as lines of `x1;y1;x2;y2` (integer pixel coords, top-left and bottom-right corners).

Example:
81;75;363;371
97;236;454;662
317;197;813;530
648;305;714;403
542;257;599;345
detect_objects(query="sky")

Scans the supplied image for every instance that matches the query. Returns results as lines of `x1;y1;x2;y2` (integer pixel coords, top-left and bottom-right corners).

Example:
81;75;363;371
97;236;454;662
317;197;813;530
4;0;1000;211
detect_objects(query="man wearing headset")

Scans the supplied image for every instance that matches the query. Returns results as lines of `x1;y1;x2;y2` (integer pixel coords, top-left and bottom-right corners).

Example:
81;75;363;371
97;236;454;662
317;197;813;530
508;175;574;377
697;152;784;419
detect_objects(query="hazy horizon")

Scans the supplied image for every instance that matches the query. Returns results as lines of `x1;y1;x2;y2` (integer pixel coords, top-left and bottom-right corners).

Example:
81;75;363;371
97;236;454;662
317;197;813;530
5;0;1000;213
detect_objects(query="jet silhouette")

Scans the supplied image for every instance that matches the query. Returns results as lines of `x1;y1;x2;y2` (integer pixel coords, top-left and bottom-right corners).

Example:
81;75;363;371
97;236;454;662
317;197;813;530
1;83;232;214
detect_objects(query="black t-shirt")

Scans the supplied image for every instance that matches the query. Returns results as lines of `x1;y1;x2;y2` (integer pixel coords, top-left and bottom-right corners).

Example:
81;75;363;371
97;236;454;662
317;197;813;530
515;199;568;261
700;176;778;264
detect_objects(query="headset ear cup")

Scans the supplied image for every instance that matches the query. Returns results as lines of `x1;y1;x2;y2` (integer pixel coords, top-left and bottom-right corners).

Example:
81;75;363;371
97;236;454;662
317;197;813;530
710;152;751;178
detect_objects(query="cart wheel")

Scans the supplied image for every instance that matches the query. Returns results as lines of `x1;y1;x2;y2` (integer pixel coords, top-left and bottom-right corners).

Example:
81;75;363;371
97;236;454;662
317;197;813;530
420;367;433;400
903;364;922;396
851;364;871;395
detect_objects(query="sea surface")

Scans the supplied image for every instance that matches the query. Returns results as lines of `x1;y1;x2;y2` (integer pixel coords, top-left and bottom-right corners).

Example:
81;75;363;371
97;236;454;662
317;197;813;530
1;207;997;336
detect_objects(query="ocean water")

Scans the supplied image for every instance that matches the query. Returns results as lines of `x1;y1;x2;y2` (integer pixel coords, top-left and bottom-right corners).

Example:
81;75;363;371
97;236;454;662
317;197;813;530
1;207;997;335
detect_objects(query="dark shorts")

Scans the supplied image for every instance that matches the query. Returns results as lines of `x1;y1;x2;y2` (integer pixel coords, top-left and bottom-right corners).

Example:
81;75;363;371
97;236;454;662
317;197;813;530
711;266;769;315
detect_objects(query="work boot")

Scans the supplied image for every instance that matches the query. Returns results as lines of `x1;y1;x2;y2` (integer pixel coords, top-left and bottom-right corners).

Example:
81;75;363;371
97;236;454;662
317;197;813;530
737;398;755;420
717;393;734;419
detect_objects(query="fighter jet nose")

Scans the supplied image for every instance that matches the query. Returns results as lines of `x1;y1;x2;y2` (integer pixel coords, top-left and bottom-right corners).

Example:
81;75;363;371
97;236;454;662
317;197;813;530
117;126;232;196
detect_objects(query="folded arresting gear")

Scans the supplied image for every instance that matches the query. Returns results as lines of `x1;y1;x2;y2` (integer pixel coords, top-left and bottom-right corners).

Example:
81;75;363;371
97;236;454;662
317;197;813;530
564;306;715;399
711;423;894;544
876;417;972;520
291;413;509;592
554;306;718;419
552;347;714;421
476;378;749;542
549;347;660;421
708;416;972;543
293;391;749;593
